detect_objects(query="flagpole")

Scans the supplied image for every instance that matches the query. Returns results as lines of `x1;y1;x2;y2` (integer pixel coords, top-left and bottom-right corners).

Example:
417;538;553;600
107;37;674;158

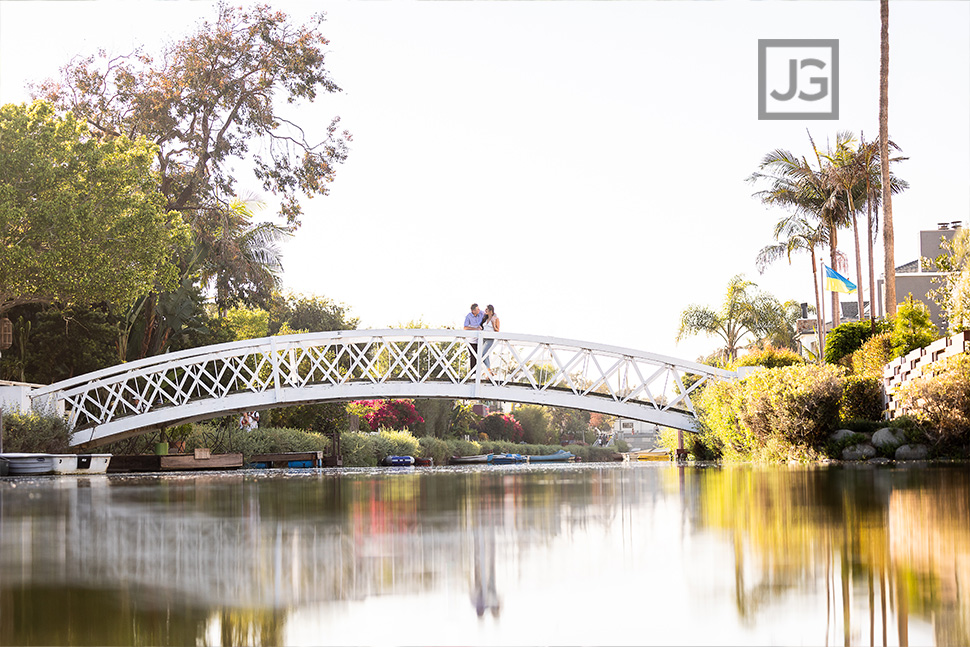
820;259;826;360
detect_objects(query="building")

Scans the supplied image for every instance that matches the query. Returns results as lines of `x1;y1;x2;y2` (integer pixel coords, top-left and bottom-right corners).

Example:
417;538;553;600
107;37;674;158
877;221;962;332
611;418;661;451
795;222;963;357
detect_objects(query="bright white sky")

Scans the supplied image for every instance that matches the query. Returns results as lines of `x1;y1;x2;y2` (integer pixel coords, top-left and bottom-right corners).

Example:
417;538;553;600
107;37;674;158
1;1;968;361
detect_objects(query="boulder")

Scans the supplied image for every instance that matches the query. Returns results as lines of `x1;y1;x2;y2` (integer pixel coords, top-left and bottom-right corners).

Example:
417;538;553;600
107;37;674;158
842;444;877;461
830;429;856;443
895;444;929;461
871;427;906;449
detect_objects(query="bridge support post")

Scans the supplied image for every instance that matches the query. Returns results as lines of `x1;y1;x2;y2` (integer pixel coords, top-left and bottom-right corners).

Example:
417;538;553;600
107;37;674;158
675;430;688;461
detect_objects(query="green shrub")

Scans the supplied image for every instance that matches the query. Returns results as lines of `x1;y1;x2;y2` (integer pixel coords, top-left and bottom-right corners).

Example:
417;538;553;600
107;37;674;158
896;354;970;445
1;410;71;453
825;320;893;365
374;428;421;459
693;365;844;462
851;332;893;377
451;438;482;457
417;436;452;463
737;345;805;369
695;379;748;460
892;295;939;357
840;375;885;422
341;432;379;467
740;364;844;449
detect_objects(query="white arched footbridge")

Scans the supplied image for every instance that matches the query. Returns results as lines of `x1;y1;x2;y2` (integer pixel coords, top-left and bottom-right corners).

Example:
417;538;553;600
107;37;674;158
29;330;738;448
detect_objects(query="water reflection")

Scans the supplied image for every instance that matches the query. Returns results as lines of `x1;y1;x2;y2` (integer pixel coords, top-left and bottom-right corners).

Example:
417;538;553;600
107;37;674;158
0;464;966;646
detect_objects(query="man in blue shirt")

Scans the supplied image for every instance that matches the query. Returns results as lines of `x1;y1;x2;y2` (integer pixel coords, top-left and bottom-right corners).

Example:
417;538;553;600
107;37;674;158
463;303;485;370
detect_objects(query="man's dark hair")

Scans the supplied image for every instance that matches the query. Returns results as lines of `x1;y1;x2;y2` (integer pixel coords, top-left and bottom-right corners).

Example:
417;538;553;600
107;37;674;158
470;303;478;310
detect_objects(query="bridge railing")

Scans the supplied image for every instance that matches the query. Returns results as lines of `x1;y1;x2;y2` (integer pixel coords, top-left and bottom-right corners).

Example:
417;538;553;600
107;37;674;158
29;329;736;444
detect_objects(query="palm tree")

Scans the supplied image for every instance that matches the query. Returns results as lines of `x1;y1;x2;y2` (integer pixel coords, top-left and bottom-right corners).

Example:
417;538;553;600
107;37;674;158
195;197;292;316
676;275;773;363
880;0;896;317
821;132;869;324
756;215;829;359
749;134;851;327
853;134;909;327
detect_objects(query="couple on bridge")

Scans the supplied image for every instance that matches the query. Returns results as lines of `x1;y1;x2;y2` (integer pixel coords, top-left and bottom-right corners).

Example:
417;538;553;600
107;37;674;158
463;303;501;372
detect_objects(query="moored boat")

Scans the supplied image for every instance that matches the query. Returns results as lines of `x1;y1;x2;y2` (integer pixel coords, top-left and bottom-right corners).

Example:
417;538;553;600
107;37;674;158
1;453;55;476
487;453;527;465
381;455;415;467
449;454;490;465
526;449;575;463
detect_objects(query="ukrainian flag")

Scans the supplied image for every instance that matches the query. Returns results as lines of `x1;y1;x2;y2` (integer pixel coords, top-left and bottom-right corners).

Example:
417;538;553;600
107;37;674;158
823;265;857;294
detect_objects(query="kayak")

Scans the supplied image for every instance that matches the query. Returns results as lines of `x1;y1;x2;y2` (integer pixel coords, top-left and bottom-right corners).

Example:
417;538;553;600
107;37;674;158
488;453;527;465
526;449;575;463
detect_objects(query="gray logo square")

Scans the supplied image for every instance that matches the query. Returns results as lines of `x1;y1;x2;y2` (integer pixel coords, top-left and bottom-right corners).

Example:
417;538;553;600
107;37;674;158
758;39;839;120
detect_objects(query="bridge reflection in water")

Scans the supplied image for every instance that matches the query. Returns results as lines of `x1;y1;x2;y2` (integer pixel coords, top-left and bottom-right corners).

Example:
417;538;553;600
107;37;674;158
0;465;967;646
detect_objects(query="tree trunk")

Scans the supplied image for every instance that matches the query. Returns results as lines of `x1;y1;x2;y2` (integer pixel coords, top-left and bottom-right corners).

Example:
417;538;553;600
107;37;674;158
880;0;896;318
853;211;865;321
867;184;877;329
812;250;824;361
830;226;841;329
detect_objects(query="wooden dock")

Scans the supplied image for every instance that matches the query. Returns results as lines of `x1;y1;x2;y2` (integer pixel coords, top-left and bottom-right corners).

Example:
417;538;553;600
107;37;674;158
250;451;340;468
108;450;243;473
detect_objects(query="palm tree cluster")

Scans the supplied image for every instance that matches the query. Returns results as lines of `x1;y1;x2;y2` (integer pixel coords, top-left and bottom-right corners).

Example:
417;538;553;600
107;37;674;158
677;275;801;364
749;131;907;358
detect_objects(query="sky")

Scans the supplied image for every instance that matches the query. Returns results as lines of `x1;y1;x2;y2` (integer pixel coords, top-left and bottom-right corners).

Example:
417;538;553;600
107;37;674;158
1;1;968;362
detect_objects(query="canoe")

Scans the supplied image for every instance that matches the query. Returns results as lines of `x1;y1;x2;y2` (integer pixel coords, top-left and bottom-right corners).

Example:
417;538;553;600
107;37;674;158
413;457;434;467
381;455;415;467
487;453;527;465
450;454;491;465
527;449;575;463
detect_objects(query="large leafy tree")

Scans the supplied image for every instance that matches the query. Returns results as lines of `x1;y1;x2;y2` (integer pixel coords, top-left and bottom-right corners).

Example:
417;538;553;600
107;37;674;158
35;3;350;356
0;101;186;315
35;3;349;229
676;275;779;362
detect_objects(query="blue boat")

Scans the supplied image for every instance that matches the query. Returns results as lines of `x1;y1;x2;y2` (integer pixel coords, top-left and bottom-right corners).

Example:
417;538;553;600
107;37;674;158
381;455;415;467
487;453;527;465
526;449;575;463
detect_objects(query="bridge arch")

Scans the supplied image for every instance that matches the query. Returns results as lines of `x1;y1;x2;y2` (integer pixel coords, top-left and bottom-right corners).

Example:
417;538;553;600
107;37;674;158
28;330;738;448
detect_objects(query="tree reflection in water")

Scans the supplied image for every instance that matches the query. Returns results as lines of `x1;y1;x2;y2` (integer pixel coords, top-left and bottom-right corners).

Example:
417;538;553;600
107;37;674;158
0;464;966;645
684;465;970;647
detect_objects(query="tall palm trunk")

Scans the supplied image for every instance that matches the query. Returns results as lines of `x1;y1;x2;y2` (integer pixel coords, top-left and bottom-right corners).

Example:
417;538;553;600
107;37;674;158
880;0;896;317
830;226;840;328
811;249;825;359
852;211;865;322
867;185;877;328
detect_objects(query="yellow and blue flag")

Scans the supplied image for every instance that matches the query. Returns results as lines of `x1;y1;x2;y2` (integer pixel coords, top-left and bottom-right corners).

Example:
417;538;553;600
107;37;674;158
823;265;857;294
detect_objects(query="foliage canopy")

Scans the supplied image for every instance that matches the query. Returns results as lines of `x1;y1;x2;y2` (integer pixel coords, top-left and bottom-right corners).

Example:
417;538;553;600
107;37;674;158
0;101;186;315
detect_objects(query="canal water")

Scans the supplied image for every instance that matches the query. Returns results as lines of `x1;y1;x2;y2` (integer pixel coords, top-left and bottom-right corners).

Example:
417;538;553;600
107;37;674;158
0;462;967;646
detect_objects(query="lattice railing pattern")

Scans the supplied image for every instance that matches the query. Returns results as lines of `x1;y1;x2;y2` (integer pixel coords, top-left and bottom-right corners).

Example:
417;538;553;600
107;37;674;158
29;330;737;446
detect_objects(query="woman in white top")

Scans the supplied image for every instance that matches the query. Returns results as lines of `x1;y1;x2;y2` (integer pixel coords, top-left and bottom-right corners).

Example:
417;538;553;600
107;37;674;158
482;305;500;371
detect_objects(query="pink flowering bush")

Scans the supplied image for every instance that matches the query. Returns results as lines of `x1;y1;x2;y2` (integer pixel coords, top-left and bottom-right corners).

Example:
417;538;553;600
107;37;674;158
349;399;424;431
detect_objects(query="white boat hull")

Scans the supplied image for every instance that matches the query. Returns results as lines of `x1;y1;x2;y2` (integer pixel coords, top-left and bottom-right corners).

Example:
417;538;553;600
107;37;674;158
0;453;112;475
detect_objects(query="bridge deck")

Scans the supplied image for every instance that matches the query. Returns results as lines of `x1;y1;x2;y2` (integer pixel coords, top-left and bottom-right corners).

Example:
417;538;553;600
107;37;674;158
29;329;737;447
